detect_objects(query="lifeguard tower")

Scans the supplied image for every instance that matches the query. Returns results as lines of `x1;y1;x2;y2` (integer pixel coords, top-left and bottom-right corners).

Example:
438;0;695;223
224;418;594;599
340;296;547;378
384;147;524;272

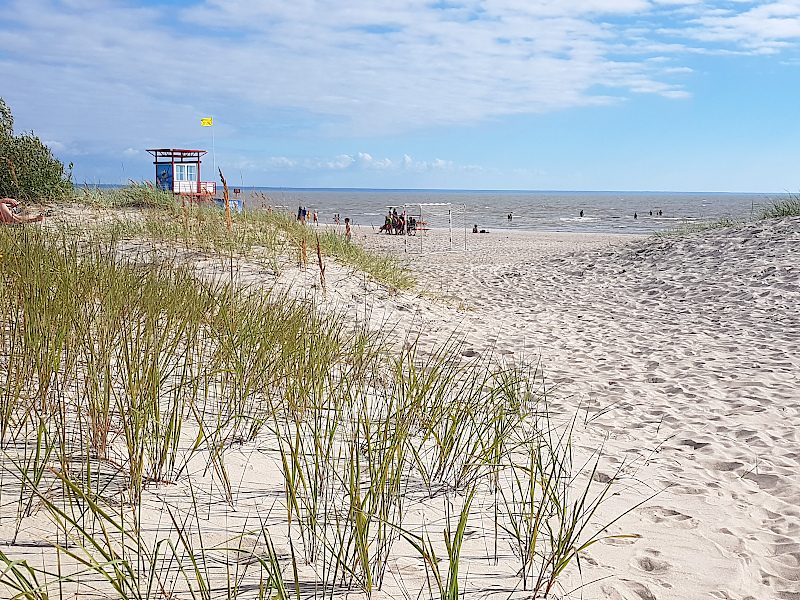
147;148;216;197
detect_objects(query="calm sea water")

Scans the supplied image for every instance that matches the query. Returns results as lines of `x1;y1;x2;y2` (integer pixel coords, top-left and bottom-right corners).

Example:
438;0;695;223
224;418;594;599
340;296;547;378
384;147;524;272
245;189;778;235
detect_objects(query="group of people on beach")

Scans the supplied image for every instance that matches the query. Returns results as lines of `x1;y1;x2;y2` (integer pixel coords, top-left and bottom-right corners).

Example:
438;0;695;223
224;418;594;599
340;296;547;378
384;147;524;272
379;209;416;235
296;204;351;240
297;206;318;224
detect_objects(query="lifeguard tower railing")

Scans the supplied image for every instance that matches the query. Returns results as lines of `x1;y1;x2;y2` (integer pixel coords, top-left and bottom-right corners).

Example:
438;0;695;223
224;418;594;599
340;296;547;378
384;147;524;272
147;148;216;197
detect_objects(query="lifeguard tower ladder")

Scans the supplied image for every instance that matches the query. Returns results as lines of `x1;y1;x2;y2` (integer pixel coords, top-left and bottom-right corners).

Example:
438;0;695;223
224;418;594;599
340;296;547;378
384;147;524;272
147;148;216;199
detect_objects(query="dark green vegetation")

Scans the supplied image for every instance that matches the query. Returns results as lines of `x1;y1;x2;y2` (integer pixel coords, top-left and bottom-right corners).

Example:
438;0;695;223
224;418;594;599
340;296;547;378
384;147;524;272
0;98;73;201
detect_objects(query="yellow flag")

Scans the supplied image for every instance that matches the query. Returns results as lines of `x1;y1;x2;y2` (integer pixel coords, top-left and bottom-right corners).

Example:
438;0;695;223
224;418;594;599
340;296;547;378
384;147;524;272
201;117;213;127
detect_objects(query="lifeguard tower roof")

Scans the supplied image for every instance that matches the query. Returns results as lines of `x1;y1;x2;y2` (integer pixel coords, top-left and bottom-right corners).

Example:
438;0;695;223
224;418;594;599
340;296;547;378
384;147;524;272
146;148;216;196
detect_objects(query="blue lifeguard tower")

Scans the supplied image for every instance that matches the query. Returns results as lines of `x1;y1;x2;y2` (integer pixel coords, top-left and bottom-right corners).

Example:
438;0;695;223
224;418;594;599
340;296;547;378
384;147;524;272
147;148;216;197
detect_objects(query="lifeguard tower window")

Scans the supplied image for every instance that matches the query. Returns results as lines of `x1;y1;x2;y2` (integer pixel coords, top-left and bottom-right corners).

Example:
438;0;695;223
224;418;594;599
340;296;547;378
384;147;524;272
175;164;197;182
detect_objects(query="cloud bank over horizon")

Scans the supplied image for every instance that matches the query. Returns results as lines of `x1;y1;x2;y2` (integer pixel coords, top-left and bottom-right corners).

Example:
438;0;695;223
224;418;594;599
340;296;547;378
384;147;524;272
1;0;800;189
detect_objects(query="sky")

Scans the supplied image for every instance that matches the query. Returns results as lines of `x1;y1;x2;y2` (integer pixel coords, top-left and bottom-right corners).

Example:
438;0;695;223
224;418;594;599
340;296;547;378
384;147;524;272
1;0;800;192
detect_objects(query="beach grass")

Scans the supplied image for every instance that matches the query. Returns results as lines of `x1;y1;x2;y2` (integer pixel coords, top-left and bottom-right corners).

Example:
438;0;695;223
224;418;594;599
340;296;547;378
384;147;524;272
759;193;800;219
655;193;800;239
654;216;743;238
0;195;638;599
77;181;178;209
67;184;415;290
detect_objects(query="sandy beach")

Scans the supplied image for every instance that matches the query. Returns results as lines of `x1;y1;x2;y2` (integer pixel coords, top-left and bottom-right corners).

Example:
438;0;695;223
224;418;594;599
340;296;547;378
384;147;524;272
7;0;800;596
3;207;799;599
345;220;800;599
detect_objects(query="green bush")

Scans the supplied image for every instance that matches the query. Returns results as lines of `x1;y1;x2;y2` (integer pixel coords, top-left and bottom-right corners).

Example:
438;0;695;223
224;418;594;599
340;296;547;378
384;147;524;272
0;97;73;201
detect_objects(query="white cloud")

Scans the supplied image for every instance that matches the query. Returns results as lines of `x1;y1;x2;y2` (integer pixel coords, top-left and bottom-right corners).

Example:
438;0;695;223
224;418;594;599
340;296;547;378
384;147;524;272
123;147;139;157
327;155;356;169
2;0;800;152
400;155;462;171
44;140;66;152
257;152;471;173
267;157;298;168
652;0;702;5
673;1;800;52
357;152;393;169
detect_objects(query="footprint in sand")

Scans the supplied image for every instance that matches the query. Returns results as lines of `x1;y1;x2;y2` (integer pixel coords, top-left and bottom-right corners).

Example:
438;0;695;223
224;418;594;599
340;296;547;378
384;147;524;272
601;579;658;600
632;548;671;575
602;533;642;546
639;506;697;528
678;438;711;451
742;472;780;490
705;460;744;472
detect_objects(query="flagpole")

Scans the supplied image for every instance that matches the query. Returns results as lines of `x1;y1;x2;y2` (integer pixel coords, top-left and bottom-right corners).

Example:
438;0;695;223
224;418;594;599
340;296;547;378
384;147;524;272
202;118;216;190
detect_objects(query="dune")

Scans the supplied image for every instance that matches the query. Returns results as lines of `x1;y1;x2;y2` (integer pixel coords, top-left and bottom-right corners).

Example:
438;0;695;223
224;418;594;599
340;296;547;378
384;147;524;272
356;218;800;599
2;206;798;599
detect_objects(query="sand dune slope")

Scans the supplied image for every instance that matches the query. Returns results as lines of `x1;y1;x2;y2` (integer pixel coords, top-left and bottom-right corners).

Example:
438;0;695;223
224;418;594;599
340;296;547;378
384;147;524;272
359;218;800;599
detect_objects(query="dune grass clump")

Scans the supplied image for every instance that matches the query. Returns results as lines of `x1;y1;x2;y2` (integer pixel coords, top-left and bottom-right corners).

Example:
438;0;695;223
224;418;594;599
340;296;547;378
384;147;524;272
654;216;742;238
656;193;800;239
66;186;415;290
76;181;179;209
760;193;800;219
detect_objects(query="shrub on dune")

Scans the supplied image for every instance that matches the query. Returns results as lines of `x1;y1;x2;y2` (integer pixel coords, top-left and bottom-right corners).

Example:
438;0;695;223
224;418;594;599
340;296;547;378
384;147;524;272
0;98;73;202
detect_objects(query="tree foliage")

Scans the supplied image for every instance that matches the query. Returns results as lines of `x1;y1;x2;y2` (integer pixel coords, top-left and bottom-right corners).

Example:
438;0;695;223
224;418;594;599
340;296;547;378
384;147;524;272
0;97;73;201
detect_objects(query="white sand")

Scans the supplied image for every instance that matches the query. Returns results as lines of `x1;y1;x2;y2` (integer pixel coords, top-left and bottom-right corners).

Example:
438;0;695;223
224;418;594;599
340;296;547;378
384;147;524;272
347;221;800;599
6;208;800;599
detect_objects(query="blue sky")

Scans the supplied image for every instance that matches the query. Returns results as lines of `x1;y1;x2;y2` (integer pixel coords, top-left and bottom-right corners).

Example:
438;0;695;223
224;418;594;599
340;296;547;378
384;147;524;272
1;0;799;191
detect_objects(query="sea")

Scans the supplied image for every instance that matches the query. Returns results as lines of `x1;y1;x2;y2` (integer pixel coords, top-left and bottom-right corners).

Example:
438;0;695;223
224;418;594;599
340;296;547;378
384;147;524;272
245;189;779;235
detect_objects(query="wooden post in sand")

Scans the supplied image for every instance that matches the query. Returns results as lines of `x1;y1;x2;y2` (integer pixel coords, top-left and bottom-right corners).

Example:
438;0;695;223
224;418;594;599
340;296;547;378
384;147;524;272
316;234;326;296
448;206;453;251
218;168;232;233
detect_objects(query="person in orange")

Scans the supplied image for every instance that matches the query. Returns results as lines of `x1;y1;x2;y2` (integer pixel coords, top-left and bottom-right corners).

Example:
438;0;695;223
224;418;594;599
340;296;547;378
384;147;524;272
1;198;43;224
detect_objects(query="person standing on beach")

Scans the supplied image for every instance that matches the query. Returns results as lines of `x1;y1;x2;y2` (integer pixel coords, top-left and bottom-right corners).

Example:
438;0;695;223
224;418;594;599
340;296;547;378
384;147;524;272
313;210;318;224
345;218;351;241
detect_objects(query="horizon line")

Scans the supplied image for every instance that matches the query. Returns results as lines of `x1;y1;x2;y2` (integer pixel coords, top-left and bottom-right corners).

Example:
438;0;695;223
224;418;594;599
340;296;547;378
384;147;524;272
85;183;782;195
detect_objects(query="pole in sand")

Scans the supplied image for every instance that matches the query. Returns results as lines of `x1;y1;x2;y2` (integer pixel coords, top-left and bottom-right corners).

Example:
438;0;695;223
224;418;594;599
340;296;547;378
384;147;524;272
448;207;452;251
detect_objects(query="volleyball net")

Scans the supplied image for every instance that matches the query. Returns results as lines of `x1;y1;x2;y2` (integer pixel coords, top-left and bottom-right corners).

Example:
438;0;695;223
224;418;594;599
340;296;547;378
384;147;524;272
402;202;468;253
